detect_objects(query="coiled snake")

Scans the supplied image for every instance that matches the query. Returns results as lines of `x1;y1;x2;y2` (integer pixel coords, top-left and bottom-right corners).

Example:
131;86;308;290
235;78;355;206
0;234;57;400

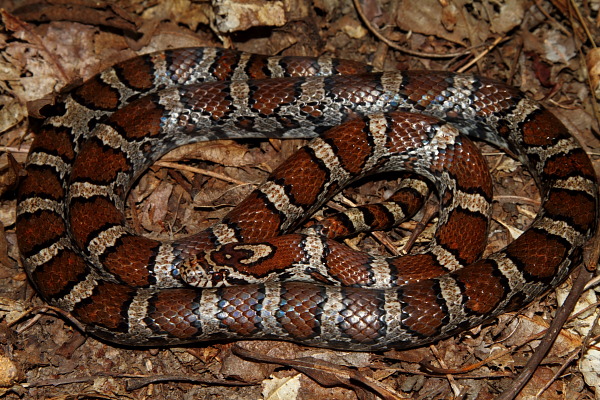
16;48;598;350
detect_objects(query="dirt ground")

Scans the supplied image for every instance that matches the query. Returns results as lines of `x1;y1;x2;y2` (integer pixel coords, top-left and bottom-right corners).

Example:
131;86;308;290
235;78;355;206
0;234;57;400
0;0;599;399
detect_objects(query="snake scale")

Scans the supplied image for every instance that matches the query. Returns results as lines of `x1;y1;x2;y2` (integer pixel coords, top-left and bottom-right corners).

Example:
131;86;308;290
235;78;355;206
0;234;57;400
16;47;598;350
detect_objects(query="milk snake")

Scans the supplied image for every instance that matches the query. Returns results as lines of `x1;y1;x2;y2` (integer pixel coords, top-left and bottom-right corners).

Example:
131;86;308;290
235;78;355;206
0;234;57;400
16;47;598;350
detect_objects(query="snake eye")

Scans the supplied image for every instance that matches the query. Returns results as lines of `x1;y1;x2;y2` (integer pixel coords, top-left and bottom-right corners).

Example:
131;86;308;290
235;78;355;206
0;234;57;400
211;269;230;285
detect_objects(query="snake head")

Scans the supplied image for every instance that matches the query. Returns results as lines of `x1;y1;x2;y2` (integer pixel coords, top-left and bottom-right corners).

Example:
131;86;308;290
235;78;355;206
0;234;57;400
179;253;233;288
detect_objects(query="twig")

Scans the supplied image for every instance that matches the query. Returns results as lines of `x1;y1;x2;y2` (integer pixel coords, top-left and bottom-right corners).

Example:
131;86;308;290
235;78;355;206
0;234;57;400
0;145;30;154
11;305;87;334
126;374;253;391
155;161;250;186
568;0;596;47
428;344;462;397
457;36;505;73
496;266;593;400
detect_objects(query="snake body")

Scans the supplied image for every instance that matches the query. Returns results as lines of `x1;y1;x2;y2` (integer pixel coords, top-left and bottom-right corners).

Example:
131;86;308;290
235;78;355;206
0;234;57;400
16;48;598;350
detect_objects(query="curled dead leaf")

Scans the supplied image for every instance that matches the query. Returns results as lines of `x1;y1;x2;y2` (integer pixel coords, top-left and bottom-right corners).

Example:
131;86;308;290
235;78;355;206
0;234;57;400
586;48;600;100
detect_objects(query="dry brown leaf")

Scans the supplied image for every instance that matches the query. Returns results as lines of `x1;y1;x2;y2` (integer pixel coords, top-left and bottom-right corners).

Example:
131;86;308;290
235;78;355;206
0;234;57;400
213;0;289;33
232;345;407;400
395;0;484;46
586;47;600;100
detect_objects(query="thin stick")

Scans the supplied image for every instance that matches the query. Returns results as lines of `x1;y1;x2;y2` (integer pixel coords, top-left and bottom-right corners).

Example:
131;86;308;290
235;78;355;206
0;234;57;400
496;266;593;400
